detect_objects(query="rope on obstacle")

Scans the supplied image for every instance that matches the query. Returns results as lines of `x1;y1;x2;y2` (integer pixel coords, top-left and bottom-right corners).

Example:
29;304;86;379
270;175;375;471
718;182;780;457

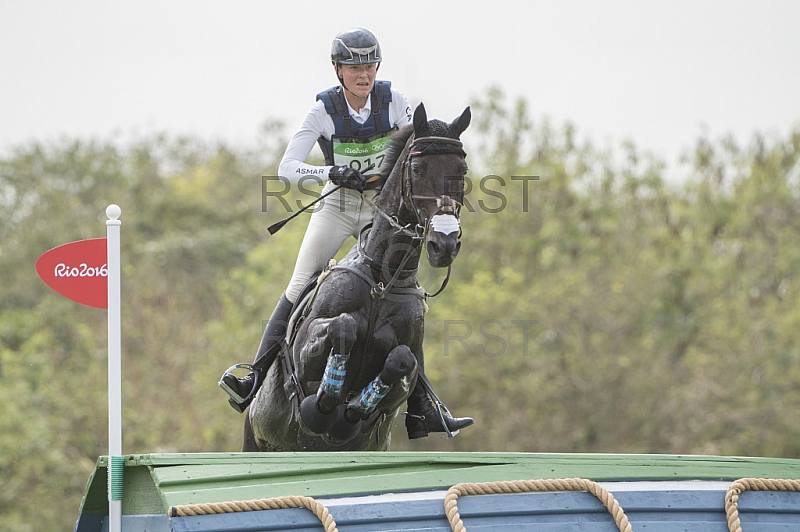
168;495;339;532
165;475;800;531
444;478;633;532
726;477;800;532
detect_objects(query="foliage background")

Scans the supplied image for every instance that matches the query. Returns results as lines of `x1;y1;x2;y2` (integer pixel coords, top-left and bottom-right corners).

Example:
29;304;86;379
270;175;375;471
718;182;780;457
1;89;799;530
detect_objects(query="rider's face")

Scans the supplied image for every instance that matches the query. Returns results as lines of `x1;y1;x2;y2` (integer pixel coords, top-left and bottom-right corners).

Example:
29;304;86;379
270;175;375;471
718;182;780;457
337;63;378;99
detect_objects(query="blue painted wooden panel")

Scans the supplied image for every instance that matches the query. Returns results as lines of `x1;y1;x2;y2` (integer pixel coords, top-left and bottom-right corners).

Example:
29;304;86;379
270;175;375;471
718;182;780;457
168;489;800;532
74;513;170;532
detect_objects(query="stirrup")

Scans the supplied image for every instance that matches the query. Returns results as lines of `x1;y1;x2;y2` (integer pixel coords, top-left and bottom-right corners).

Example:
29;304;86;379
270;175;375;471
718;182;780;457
404;399;459;439
218;363;259;404
430;399;458;438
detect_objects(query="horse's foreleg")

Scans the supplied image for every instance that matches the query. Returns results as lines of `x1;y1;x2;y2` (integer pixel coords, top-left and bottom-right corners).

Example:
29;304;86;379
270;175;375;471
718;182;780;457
299;313;357;435
316;314;358;414
327;345;417;442
346;345;417;421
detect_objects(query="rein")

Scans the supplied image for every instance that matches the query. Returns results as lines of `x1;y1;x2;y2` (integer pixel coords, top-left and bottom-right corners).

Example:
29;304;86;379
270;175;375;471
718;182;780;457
348;223;451;299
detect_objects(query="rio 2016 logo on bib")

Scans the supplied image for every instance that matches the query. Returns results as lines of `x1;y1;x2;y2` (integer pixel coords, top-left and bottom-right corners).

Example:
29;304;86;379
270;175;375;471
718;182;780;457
332;134;393;171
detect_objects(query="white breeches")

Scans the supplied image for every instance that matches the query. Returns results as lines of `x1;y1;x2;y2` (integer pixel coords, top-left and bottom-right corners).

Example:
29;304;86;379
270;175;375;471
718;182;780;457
285;182;377;303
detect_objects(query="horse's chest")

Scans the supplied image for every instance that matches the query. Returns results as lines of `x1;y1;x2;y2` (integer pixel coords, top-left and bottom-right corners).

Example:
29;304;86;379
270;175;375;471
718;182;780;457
359;300;423;351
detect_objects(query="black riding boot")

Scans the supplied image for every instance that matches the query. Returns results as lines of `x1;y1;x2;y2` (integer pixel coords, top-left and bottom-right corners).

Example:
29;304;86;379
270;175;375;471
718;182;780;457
219;294;293;413
405;375;474;439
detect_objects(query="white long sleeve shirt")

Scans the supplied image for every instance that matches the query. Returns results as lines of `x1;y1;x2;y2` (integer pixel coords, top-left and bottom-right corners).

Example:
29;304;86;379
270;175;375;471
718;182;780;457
278;88;412;184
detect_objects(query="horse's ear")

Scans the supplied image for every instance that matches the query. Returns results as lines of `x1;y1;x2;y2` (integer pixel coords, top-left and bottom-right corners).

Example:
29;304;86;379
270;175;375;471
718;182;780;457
413;103;430;137
450;106;471;137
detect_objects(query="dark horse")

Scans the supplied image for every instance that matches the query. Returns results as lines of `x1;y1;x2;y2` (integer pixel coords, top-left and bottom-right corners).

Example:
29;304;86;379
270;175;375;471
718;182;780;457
244;103;471;451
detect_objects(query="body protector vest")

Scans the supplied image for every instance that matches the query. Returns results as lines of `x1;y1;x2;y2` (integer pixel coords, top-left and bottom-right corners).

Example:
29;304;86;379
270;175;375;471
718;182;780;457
316;81;396;177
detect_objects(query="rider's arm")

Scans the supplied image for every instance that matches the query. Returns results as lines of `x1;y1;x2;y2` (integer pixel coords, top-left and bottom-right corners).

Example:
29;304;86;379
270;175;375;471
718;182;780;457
277;100;335;184
279;90;411;184
389;89;413;129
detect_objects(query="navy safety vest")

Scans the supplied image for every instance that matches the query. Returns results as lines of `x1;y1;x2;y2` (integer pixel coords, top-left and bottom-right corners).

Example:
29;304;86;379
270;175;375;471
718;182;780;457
316;81;396;173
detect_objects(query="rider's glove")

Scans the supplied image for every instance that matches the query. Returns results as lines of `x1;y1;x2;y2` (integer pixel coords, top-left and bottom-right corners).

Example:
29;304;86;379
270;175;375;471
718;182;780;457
329;165;366;193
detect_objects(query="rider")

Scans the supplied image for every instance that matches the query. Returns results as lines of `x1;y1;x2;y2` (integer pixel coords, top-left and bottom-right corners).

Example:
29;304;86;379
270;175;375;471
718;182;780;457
219;28;473;439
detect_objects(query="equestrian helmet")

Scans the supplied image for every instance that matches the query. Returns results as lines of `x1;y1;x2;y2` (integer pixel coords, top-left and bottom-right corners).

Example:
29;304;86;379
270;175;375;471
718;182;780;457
331;28;382;65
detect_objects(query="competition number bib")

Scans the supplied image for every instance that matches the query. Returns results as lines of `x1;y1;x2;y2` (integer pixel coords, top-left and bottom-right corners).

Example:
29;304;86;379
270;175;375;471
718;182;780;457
331;133;394;172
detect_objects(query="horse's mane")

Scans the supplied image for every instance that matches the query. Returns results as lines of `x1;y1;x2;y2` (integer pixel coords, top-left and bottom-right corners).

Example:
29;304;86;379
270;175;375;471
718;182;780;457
381;124;415;175
381;118;465;177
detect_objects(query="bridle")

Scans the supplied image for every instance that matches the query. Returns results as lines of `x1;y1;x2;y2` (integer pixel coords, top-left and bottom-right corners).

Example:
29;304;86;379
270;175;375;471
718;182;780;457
365;134;466;240
358;134;466;298
402;135;466;231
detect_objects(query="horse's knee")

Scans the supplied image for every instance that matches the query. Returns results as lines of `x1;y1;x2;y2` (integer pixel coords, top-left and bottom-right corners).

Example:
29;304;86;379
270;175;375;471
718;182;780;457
327;313;357;354
380;345;417;384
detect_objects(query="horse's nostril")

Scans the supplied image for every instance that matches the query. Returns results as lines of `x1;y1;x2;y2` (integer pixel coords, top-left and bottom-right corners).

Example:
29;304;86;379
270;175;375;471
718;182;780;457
427;241;441;255
452;241;462;258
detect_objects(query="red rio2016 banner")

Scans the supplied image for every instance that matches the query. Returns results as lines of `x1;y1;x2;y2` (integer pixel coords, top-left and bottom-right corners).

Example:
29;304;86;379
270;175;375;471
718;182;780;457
36;238;108;309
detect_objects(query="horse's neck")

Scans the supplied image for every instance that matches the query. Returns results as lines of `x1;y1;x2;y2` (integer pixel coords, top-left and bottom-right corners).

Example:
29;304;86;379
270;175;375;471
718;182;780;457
373;135;412;220
364;153;422;280
369;214;421;272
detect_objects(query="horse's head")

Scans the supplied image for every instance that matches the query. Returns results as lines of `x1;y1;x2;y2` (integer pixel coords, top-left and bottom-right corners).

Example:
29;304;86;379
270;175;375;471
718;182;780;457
403;103;471;268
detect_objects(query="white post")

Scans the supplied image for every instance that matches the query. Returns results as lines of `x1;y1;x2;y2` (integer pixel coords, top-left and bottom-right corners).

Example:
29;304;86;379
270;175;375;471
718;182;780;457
106;205;123;532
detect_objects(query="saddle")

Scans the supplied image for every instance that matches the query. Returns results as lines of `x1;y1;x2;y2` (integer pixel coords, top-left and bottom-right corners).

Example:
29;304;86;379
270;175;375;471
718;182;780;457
277;267;326;415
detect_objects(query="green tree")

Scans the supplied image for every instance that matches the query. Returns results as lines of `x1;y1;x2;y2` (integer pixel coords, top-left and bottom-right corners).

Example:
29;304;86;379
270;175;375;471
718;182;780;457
2;89;800;530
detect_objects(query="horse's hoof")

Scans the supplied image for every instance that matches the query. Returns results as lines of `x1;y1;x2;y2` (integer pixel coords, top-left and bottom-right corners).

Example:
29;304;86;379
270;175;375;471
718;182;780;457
299;395;336;435
328;404;362;442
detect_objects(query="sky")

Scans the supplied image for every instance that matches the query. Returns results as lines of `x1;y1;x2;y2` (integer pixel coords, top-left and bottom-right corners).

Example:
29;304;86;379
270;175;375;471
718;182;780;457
2;0;799;169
